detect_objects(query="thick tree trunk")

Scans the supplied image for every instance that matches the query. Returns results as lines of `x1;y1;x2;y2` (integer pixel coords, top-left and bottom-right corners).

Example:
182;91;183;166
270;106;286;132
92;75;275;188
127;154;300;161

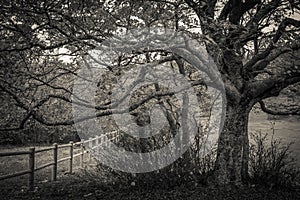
241;110;250;181
213;102;251;186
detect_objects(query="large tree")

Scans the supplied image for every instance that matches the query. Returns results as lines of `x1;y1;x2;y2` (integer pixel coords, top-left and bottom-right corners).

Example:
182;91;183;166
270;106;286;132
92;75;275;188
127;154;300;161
181;0;300;185
1;0;300;185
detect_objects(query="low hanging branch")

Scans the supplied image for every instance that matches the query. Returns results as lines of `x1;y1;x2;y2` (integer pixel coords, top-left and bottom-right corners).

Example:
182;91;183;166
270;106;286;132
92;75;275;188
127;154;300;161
259;100;300;116
0;73;207;130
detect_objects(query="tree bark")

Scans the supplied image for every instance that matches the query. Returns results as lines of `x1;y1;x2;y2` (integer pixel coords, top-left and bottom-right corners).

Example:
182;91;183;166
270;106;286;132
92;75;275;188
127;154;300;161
213;101;251;186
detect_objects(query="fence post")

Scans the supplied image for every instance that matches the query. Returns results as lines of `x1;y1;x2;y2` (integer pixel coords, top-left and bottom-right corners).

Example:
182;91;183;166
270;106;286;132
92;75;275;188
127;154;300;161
52;143;58;181
102;135;106;147
99;136;102;149
80;139;84;168
108;134;111;148
88;137;92;162
28;147;35;191
69;141;74;174
95;136;99;155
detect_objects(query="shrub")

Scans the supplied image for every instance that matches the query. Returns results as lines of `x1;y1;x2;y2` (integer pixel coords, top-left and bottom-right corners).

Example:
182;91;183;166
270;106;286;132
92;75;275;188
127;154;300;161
91;139;217;189
249;127;300;189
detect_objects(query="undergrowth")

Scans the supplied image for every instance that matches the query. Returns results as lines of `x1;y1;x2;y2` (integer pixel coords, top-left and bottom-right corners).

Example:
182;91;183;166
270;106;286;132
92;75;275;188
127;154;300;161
84;125;300;190
249;123;300;189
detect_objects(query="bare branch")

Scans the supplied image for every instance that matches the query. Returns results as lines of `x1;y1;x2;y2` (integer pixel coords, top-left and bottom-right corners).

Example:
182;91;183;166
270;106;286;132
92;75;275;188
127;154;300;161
248;73;300;100
219;0;261;24
273;18;300;43
246;0;281;27
251;43;300;75
244;18;300;73
259;100;300;115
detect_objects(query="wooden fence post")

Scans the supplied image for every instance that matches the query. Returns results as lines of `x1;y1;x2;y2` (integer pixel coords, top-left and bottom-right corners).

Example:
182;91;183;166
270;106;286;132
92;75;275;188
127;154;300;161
88;137;92;162
102;135;106;147
99;136;102;149
95;136;99;155
80;139;84;168
52;143;58;181
69;141;74;174
28;147;35;191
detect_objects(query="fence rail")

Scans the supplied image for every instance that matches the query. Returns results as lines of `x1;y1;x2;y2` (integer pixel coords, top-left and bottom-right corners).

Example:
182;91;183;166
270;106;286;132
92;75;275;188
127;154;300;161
0;131;120;190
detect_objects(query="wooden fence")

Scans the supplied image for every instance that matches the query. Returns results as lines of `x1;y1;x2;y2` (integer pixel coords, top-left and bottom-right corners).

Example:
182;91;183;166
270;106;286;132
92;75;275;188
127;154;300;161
0;131;119;191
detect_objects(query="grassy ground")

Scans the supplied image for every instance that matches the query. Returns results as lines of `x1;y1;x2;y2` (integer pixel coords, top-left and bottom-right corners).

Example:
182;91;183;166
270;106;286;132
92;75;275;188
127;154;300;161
1;172;299;200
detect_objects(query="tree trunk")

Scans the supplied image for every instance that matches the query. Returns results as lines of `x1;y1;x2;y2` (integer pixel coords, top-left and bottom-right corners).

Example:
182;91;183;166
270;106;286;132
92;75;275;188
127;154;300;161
213;102;251;186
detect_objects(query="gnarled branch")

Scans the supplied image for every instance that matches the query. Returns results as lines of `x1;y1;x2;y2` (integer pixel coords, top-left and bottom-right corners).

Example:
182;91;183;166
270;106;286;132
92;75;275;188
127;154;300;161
259;100;300;115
